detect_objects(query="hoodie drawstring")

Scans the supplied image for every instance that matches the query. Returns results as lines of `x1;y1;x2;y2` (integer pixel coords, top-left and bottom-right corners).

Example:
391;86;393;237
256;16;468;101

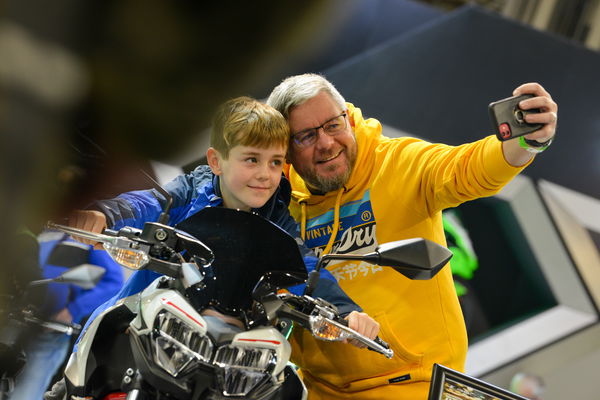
322;188;344;255
300;187;345;256
300;201;307;241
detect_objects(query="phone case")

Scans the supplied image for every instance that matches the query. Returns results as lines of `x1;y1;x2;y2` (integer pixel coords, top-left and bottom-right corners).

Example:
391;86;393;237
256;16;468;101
488;94;543;141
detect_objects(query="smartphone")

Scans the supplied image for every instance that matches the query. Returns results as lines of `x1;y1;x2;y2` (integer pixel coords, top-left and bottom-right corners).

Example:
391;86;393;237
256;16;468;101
488;94;543;141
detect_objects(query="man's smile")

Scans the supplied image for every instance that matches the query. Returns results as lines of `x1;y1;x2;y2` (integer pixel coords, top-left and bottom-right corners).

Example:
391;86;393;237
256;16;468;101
316;149;344;164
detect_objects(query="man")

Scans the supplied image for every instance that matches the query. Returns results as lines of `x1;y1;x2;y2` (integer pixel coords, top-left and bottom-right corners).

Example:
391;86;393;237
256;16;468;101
266;74;557;399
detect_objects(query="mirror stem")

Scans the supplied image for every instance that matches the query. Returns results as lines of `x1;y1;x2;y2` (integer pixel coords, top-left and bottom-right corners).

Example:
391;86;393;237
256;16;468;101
28;278;57;287
304;253;379;296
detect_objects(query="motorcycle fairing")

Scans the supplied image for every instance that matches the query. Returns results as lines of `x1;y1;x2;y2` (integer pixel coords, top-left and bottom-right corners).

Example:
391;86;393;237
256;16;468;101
175;208;308;316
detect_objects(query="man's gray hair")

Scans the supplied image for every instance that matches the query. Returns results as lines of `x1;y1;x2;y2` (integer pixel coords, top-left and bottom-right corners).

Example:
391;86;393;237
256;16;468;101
266;73;346;119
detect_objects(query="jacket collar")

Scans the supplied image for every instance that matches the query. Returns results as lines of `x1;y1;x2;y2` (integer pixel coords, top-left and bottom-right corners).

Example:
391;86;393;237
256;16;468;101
211;172;289;220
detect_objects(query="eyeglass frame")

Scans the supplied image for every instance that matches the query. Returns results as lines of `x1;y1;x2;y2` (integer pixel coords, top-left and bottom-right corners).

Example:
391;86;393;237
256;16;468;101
290;112;347;149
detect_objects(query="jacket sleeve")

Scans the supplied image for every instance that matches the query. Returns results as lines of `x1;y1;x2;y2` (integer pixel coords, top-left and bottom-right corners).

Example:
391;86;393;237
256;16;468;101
274;202;362;316
92;166;213;229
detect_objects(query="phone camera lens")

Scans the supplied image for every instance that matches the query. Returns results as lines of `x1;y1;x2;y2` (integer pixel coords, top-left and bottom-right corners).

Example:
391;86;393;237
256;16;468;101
514;109;525;124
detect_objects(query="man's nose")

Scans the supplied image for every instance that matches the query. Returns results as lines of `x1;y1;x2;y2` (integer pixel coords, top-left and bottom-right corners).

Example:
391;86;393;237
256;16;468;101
315;128;335;149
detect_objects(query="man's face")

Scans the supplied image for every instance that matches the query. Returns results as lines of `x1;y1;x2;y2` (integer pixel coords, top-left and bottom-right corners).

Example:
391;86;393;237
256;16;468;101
214;144;286;211
287;91;357;193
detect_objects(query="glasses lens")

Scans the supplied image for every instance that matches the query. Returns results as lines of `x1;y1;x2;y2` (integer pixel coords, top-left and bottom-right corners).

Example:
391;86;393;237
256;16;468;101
323;114;346;134
292;113;346;149
293;129;318;148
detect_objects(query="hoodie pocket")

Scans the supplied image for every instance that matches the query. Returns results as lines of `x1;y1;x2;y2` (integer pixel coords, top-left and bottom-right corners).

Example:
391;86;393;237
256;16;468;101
376;311;423;365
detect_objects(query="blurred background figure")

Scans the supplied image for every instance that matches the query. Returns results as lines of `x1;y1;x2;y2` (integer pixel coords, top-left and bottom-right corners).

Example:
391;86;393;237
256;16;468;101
510;372;546;399
0;0;338;325
0;0;344;395
9;231;123;400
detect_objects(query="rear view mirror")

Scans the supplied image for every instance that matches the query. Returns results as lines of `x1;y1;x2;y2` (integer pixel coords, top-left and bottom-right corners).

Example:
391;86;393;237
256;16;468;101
29;265;105;290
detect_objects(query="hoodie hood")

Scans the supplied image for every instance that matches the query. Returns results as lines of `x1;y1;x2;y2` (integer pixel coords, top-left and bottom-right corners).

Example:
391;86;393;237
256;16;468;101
286;103;383;206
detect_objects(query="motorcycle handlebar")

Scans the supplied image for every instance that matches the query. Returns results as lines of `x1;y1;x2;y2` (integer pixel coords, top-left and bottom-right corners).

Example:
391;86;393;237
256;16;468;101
336;318;393;359
23;314;82;336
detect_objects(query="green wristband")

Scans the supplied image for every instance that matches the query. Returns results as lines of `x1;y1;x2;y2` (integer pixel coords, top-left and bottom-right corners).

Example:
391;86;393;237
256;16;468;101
519;136;552;154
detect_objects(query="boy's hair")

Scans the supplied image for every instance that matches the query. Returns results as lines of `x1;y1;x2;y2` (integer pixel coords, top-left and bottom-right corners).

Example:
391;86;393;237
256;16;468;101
266;73;346;119
210;96;290;158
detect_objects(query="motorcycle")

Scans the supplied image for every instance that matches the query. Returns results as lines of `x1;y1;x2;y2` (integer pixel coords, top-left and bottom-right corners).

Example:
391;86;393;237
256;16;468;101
0;262;104;399
48;206;451;400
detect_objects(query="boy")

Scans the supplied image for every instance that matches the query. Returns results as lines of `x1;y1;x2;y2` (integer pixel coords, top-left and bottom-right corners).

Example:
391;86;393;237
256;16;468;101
68;96;379;339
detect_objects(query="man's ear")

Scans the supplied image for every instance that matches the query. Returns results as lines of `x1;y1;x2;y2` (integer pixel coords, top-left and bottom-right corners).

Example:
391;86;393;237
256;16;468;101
346;108;355;128
206;147;222;175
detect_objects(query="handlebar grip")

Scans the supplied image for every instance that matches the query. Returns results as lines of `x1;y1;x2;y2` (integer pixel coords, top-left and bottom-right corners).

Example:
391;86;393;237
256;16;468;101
339;316;390;350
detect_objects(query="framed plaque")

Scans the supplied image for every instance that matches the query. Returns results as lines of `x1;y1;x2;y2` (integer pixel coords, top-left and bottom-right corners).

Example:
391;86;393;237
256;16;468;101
428;364;528;400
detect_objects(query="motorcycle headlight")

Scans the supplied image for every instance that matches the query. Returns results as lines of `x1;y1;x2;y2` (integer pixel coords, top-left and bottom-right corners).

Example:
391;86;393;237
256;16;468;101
213;345;277;397
153;311;213;377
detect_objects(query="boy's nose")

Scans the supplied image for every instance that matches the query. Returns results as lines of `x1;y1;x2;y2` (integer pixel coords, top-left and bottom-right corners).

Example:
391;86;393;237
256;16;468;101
256;164;269;180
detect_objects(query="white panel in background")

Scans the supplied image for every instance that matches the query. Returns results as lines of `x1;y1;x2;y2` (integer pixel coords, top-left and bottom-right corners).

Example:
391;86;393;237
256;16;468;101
465;175;598;377
150;160;184;186
538;179;600;234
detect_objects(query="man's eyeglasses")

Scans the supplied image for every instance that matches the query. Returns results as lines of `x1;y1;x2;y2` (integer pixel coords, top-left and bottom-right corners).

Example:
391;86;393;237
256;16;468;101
291;112;347;149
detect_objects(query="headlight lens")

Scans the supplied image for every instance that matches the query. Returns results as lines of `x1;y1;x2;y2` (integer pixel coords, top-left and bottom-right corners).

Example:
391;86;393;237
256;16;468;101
153;311;213;377
214;345;277;396
151;310;279;397
154;334;196;377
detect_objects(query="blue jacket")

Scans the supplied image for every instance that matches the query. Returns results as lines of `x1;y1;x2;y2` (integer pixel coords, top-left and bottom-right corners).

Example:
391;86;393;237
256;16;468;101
87;166;360;321
38;232;124;324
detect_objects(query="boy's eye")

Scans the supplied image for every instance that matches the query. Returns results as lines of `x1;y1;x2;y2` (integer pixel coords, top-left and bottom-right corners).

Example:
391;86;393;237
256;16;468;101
245;157;258;163
271;159;283;167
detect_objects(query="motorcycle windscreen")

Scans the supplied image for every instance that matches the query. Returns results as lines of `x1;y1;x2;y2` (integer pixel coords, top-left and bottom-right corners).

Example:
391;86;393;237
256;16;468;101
175;207;308;315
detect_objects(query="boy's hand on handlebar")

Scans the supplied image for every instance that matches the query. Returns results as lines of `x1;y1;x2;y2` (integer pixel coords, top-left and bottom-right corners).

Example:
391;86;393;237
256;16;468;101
53;308;73;324
68;210;107;248
344;311;380;348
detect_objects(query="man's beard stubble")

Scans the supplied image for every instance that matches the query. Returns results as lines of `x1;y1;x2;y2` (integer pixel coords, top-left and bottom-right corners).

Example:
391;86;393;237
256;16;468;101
302;145;357;194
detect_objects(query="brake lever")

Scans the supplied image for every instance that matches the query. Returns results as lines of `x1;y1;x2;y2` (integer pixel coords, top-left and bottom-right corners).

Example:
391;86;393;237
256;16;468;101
326;317;394;359
46;222;123;245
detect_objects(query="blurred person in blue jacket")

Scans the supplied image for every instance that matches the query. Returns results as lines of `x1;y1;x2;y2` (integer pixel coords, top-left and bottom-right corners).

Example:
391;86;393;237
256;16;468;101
10;231;123;400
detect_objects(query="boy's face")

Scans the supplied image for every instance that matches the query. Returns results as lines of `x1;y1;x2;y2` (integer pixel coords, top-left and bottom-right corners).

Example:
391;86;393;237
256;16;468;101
210;144;286;211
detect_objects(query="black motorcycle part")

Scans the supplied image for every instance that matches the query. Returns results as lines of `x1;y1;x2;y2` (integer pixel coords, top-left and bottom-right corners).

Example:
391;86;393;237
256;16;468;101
176;208;308;317
66;303;136;399
274;365;306;400
0;318;27;377
46;241;89;268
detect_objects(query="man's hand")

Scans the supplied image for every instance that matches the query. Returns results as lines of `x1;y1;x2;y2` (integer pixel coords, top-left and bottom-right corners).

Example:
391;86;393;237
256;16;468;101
68;210;107;248
344;310;380;348
503;82;558;166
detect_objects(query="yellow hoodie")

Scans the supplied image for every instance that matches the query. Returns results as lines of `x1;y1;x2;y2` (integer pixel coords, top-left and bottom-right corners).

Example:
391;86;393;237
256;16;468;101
286;103;529;399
